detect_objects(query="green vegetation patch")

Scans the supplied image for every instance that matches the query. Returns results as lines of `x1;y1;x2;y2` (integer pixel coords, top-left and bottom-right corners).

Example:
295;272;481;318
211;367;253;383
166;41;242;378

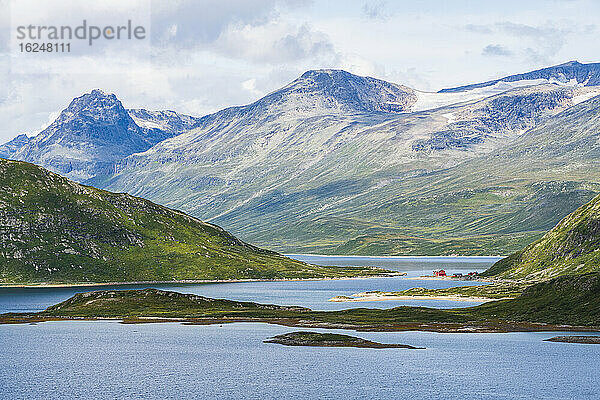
16;272;598;329
0;159;391;284
264;331;423;349
483;193;600;281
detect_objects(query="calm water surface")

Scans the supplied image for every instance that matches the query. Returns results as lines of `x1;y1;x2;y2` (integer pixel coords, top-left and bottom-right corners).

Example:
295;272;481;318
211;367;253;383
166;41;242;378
0;256;499;313
0;322;599;400
2;256;598;399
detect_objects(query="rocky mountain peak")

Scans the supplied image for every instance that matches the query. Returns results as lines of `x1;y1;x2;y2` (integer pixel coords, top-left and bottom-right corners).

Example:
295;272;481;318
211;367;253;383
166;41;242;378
299;69;356;82
270;69;417;114
56;89;130;127
0;134;31;159
557;60;582;67
7;90;197;181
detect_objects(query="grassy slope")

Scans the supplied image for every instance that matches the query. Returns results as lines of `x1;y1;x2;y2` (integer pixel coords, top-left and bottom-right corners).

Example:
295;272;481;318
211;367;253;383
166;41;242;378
473;272;600;326
318;96;600;256
385;282;529;299
12;272;598;327
331;231;544;257
0;159;386;284
482;193;600;280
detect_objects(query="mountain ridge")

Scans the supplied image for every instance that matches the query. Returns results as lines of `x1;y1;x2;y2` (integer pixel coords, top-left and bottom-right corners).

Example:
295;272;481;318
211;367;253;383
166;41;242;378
92;65;600;255
439;61;600;93
2;90;200;181
4;61;600;256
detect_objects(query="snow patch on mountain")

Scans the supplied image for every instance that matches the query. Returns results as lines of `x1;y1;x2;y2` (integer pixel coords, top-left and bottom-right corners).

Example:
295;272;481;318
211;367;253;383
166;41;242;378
413;78;585;112
5;90;199;181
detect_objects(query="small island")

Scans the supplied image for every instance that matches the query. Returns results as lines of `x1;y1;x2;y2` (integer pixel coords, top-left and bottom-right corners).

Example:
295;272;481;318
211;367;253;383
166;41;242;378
264;331;423;349
544;336;600;344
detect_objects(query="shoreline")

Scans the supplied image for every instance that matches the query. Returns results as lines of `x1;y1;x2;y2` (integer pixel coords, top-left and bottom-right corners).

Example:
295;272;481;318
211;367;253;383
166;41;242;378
286;253;504;260
329;294;504;303
3;315;598;334
0;273;405;289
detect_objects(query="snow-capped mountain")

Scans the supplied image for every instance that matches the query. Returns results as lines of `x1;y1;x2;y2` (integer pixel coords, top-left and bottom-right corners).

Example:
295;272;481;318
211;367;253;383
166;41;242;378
4;61;600;256
439;60;600;93
3;90;199;181
88;62;600;256
128;109;201;140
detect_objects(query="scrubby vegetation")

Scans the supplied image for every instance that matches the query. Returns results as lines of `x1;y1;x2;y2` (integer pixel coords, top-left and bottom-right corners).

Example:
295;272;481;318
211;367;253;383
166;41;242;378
483;193;600;281
264;331;422;348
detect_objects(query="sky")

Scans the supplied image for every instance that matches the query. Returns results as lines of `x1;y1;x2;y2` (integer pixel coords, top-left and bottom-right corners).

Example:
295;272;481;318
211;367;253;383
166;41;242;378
0;0;599;143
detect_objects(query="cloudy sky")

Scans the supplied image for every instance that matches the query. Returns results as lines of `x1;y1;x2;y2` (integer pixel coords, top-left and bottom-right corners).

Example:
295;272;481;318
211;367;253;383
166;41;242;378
0;0;599;143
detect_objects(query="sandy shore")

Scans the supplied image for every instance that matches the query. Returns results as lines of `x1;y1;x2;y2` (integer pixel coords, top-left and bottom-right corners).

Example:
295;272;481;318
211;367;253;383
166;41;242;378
405;276;492;282
329;294;502;303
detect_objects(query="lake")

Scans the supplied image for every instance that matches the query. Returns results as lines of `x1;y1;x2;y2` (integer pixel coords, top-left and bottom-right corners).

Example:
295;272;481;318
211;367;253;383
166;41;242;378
1;256;599;399
0;255;499;313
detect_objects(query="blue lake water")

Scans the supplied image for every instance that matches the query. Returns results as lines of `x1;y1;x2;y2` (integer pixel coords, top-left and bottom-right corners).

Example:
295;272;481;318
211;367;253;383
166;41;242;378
1;256;599;399
0;256;500;313
1;322;599;400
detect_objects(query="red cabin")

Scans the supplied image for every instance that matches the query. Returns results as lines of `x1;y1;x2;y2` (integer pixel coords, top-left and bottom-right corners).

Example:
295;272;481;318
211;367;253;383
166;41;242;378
433;269;446;277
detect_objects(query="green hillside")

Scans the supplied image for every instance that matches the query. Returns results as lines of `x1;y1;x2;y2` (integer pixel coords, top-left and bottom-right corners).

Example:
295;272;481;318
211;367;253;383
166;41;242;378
205;95;600;256
0;159;386;284
474;272;600;326
483;193;600;280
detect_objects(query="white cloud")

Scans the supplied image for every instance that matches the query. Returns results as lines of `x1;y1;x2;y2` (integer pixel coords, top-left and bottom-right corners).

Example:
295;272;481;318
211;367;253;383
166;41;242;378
1;0;600;144
212;22;339;65
241;78;256;91
482;44;513;57
362;1;390;21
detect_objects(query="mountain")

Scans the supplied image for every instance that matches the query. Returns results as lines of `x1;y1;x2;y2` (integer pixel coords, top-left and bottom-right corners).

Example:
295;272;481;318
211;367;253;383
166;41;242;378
91;63;600;255
0;134;30;159
482;191;600;281
0;158;384;284
332;92;600;255
5;62;600;256
3;90;199;181
440;61;600;93
128;108;201;139
244;69;418;114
